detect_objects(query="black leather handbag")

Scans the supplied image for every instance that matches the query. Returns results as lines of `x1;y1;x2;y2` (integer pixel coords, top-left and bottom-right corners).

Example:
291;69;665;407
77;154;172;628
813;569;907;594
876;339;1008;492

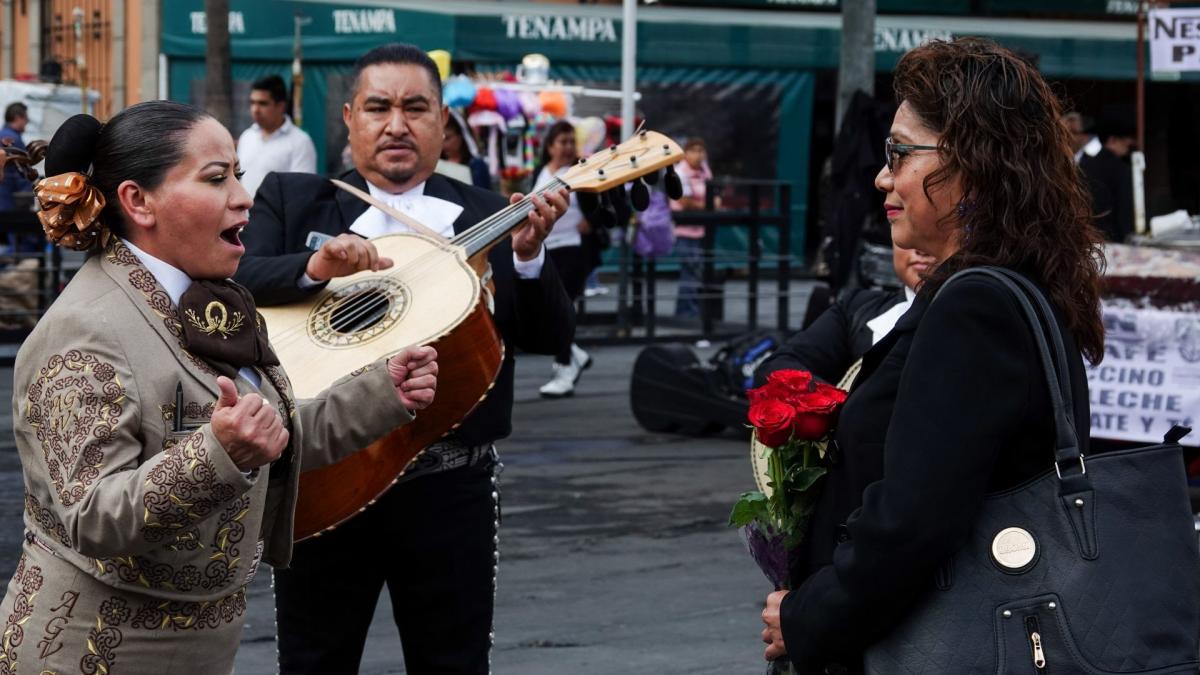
865;267;1200;675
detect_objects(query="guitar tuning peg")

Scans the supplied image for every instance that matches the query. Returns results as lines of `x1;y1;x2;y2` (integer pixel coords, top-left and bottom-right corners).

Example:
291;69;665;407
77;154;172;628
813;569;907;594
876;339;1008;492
607;184;630;212
664;165;684;200
591;192;617;229
630;179;650;211
578;191;601;214
642;169;659;186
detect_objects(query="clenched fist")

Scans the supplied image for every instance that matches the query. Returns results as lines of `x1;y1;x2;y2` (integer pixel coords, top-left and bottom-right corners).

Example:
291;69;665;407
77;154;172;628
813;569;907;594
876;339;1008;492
306;233;394;282
386;345;438;411
211;376;289;471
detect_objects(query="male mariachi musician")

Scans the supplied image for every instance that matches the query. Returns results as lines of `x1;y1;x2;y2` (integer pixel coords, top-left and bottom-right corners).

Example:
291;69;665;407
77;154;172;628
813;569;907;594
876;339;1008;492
233;43;574;675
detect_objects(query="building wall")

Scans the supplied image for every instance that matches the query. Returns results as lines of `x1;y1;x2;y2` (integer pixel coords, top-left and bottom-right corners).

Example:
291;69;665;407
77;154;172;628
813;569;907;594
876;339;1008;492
1;0;157;116
12;0;31;76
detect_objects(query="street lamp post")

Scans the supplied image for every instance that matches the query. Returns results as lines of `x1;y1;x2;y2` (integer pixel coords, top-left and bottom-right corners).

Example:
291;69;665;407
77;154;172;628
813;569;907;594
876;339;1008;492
292;14;312;128
616;0;638;336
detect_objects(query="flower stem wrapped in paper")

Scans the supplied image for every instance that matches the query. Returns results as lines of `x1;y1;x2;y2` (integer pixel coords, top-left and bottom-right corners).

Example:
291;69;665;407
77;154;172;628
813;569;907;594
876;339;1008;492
730;370;847;586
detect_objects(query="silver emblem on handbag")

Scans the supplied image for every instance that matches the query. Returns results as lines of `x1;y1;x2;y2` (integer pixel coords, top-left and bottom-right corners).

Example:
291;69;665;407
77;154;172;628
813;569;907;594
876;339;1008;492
991;527;1037;572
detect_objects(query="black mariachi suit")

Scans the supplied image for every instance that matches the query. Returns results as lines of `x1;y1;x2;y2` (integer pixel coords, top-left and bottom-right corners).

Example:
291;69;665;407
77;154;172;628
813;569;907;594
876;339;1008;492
777;272;1090;674
754;288;905;388
233;169;575;674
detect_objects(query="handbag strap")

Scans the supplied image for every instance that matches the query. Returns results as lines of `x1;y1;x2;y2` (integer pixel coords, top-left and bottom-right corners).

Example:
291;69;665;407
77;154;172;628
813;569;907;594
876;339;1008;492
982;268;1076;421
937;267;1089;488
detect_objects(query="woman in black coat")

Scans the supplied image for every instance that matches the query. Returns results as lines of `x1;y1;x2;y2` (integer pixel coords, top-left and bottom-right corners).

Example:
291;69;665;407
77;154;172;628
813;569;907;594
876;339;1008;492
760;37;1107;673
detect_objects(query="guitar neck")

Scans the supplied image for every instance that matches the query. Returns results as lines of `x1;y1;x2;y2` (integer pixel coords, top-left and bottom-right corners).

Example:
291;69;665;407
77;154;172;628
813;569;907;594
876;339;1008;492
451;130;684;259
452;178;570;259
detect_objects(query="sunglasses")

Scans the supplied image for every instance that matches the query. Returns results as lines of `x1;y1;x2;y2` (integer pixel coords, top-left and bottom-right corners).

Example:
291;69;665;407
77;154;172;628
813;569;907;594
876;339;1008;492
885;137;938;174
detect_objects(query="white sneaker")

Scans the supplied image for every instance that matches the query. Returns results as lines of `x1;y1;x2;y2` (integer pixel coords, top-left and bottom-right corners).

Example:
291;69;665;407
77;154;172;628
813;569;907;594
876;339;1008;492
539;362;580;398
570;343;593;371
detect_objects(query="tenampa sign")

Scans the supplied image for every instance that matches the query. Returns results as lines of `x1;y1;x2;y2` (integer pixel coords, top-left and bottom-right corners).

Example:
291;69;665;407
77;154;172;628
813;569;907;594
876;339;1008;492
502;14;618;43
1149;8;1200;72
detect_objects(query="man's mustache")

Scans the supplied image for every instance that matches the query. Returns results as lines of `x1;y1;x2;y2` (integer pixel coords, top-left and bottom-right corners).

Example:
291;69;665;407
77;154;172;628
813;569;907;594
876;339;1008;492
377;139;417;153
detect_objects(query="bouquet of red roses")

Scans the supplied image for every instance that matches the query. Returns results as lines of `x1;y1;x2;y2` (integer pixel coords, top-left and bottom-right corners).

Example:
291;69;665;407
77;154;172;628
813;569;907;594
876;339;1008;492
731;370;847;674
730;370;847;587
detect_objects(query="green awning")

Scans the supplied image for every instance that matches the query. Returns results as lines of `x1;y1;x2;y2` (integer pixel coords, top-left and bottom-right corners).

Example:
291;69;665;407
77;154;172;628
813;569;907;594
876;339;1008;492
162;1;1145;79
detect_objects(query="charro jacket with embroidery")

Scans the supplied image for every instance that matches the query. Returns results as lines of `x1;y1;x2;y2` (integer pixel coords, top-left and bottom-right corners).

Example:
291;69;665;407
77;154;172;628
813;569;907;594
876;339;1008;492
11;239;413;603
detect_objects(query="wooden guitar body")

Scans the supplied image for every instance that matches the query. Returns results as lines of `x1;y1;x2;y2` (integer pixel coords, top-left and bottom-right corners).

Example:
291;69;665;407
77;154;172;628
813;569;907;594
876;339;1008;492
257;233;503;540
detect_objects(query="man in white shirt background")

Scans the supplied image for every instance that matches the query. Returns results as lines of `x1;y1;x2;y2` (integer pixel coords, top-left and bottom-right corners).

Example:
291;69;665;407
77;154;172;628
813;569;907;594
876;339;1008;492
236;74;318;198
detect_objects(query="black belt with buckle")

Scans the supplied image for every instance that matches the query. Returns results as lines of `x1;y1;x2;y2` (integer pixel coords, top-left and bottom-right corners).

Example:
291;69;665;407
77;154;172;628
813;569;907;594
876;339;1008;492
395;439;495;485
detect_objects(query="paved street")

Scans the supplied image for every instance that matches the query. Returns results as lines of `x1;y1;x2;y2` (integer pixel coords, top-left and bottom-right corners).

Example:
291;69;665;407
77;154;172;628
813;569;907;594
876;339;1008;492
0;342;775;674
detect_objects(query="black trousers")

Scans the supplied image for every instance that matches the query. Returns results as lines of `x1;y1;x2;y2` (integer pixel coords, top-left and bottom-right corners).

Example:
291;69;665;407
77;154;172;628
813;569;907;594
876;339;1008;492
274;460;500;675
546;245;587;365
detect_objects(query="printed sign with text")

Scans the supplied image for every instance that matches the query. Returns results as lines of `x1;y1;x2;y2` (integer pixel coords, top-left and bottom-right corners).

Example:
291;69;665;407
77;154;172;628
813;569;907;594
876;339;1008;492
1088;302;1200;445
1150;8;1200;72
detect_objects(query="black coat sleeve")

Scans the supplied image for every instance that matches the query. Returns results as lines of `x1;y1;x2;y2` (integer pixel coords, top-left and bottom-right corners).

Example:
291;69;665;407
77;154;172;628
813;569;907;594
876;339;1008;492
754;289;892;387
779;277;1041;671
234;172;325;306
503;248;575;356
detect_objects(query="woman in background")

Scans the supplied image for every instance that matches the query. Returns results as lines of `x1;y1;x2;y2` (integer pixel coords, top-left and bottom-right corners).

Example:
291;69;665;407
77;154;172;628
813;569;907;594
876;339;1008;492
533;120;598;399
440;110;491;190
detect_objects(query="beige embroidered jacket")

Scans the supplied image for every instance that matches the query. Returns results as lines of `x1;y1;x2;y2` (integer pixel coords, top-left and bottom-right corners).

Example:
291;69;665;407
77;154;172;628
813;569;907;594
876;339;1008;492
11;239;412;603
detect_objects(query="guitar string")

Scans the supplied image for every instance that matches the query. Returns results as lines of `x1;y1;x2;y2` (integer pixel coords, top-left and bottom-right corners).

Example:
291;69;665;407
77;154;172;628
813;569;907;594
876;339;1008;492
267;141;672;350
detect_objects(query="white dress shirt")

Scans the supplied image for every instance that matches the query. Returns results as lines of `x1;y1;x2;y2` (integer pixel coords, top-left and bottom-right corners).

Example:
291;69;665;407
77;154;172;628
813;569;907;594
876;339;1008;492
534;167;583;250
237;116;318;198
866;286;918;346
1074;135;1102;164
300;179;544;286
123;239;262;389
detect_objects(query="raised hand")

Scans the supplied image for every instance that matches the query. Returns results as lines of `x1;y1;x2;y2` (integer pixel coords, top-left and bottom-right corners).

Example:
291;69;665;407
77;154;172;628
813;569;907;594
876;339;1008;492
305;233;395;282
510;188;569;261
211;376;289;471
386;345;438;411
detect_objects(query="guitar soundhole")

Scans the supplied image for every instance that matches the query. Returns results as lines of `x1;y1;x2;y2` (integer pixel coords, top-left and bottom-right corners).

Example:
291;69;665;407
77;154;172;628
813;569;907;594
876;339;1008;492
330;290;389;334
307;278;410;348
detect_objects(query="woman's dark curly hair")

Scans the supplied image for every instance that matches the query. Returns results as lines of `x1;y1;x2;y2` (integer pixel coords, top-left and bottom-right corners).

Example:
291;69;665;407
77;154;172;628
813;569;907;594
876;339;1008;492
895;37;1106;364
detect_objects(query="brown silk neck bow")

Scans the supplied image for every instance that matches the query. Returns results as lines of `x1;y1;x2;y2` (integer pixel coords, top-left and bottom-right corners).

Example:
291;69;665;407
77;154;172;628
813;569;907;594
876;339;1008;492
35;172;108;251
179;279;280;380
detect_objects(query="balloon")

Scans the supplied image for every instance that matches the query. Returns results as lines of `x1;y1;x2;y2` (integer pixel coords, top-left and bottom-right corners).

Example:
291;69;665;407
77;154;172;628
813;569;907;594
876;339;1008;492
538;90;568;118
443;75;477;109
428;50;452;82
575;116;607;155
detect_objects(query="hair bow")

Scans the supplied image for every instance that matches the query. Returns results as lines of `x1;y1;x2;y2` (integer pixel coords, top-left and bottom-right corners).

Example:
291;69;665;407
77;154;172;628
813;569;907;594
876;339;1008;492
35;172;108;251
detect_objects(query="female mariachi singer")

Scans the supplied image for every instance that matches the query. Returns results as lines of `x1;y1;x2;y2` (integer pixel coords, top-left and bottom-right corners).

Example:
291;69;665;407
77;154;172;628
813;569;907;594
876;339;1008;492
0;101;437;674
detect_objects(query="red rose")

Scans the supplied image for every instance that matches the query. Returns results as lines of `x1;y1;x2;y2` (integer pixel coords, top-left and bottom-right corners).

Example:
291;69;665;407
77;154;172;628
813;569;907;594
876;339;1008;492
792;411;833;440
749;369;817;407
748;399;796;448
766;369;813;394
747;381;789;406
789;383;848;440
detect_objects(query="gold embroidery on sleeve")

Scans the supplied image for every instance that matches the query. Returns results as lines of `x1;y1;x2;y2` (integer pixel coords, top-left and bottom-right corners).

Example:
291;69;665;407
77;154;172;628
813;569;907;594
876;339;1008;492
25;351;124;507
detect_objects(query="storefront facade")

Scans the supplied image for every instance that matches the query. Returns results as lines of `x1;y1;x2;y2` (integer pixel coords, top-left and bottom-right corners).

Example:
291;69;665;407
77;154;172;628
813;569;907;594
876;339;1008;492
160;0;1163;257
